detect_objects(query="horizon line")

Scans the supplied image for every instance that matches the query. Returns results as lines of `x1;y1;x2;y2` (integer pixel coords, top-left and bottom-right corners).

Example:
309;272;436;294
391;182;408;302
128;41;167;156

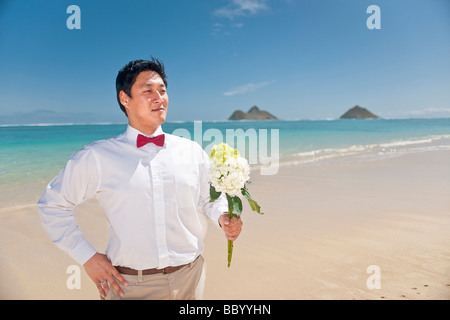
2;117;450;128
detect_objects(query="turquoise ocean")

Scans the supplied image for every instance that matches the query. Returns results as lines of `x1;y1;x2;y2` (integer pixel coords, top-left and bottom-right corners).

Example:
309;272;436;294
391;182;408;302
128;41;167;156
1;118;450;209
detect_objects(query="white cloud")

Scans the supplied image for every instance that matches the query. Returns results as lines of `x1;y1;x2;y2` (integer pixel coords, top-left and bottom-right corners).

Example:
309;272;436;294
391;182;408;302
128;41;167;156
214;0;270;19
223;81;272;96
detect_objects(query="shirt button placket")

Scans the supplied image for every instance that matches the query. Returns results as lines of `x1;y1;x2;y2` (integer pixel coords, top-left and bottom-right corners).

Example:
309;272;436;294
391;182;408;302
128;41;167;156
150;150;168;267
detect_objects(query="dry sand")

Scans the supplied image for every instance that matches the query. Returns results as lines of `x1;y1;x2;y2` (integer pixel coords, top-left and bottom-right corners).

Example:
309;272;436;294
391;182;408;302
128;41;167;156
1;150;449;299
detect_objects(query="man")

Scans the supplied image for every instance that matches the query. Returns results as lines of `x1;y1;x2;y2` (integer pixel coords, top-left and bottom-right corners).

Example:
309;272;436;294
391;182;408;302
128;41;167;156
37;58;243;300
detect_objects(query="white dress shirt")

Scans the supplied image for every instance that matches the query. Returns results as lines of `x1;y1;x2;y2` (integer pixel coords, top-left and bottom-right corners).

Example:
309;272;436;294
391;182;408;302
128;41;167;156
37;125;228;269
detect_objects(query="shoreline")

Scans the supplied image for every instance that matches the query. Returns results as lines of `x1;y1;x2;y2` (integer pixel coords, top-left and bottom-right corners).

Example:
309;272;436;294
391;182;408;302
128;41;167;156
1;148;449;299
2;117;450;126
2;134;450;212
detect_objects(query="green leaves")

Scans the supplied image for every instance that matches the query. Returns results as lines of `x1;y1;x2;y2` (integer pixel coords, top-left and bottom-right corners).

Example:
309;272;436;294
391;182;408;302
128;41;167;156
226;194;242;217
241;188;264;215
210;184;263;216
209;184;221;202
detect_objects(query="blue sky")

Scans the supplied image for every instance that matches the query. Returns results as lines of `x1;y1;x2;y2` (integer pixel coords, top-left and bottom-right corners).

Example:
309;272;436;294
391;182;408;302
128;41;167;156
1;0;449;122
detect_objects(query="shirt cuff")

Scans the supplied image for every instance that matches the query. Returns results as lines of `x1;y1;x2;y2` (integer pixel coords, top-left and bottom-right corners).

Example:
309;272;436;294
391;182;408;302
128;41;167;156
68;240;98;265
214;205;229;227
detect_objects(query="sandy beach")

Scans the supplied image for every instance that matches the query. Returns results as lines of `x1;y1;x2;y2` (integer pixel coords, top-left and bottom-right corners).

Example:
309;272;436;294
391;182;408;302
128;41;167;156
1;149;449;300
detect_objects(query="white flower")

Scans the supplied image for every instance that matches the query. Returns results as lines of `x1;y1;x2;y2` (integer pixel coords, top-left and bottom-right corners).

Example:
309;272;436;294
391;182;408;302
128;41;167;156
209;146;250;197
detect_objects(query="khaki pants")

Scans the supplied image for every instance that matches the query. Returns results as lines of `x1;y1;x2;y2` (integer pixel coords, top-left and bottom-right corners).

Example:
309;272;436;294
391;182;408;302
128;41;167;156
103;255;205;300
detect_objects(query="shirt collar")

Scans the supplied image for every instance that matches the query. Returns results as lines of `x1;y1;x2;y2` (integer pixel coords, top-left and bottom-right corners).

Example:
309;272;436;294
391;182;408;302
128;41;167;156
125;125;165;146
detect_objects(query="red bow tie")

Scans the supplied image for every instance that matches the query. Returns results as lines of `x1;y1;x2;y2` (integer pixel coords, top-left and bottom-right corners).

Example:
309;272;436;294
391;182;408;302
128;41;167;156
136;134;165;148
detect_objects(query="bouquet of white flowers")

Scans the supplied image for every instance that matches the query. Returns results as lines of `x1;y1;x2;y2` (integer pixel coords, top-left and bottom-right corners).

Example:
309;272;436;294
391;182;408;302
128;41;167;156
209;143;263;267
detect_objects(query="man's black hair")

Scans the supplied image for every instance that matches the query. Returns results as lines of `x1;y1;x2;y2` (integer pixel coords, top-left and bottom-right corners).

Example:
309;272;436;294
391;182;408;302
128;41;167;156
116;57;168;116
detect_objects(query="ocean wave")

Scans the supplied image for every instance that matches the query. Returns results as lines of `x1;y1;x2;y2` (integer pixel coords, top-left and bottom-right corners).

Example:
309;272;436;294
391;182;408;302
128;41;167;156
280;134;450;165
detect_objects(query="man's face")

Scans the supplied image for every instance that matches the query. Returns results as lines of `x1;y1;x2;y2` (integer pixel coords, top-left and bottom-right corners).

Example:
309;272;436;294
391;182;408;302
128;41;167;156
120;71;168;134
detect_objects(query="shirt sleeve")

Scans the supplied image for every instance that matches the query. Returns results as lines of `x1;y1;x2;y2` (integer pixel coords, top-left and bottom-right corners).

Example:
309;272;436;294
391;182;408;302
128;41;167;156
198;147;229;225
37;146;100;265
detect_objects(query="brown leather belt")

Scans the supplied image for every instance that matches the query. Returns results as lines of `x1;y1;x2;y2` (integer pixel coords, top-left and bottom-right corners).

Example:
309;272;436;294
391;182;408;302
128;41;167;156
115;257;197;275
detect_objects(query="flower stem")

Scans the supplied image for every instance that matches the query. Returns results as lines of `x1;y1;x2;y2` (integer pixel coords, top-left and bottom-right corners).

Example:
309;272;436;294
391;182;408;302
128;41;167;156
227;199;233;267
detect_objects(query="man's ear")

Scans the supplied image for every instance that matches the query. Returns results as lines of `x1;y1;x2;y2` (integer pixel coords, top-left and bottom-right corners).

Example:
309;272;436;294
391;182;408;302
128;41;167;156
119;90;130;108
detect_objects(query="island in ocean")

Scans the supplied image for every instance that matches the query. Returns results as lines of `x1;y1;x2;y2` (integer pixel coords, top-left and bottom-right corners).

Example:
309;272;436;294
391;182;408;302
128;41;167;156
229;106;277;120
340;106;380;119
